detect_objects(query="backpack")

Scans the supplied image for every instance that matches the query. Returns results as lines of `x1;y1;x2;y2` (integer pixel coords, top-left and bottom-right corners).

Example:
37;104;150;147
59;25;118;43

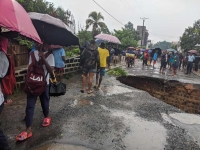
1;55;16;95
23;51;51;96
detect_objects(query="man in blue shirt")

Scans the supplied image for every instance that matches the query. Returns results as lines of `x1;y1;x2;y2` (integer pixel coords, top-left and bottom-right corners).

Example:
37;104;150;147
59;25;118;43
152;51;158;68
52;47;66;82
186;53;195;75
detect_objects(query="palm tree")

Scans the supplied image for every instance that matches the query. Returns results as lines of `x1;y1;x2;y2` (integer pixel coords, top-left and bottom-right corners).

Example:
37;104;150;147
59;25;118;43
86;11;107;38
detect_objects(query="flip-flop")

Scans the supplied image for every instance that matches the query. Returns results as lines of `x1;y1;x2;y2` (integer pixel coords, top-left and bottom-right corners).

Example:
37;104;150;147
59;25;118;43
4;99;13;105
16;131;32;141
80;90;85;93
42;117;51;127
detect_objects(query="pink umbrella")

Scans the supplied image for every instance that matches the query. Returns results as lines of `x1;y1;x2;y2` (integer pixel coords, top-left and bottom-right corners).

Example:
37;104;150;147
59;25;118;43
95;33;121;44
0;0;42;43
188;50;198;54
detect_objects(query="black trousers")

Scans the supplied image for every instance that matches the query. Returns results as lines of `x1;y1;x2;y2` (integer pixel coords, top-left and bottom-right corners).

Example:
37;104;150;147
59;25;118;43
187;62;193;74
0;103;10;150
195;62;199;72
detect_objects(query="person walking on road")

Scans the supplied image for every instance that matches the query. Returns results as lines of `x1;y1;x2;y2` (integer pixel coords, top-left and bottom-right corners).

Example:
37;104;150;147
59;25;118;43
143;50;149;67
186;53;195;75
194;55;200;72
16;44;55;141
172;52;179;76
179;52;183;69
52;47;66;82
95;43;109;90
80;40;99;94
160;51;168;74
152;51;158;69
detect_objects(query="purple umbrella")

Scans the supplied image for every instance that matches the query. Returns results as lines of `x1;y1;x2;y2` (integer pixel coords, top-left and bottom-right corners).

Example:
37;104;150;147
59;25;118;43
95;33;121;44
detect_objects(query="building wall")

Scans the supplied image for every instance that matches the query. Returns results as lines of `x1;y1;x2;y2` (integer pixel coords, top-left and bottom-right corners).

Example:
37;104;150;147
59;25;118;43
137;26;149;47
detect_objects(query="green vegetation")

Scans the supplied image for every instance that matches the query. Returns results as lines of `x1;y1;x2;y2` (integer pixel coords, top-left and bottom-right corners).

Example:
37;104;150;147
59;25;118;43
153;41;172;50
108;67;127;76
64;46;80;58
17;38;33;49
86;11;107;38
114;22;140;48
180;20;200;52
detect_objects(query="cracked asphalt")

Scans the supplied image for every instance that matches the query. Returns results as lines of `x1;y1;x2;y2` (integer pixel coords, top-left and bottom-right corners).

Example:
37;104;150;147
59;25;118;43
1;59;200;150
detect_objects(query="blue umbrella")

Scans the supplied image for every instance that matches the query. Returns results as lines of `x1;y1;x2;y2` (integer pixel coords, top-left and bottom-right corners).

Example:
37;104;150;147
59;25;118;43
142;49;145;52
95;39;104;44
148;49;152;53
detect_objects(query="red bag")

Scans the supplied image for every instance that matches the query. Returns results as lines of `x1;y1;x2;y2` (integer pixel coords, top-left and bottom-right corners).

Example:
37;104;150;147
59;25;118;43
2;55;16;95
23;52;51;96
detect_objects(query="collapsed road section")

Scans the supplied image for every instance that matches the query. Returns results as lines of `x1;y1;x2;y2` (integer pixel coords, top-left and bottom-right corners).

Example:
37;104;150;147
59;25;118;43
117;76;200;114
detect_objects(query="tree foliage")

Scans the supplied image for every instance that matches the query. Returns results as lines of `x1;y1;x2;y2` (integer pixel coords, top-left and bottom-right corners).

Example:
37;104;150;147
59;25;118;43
113;22;140;48
153;41;172;50
16;0;73;25
180;20;200;52
77;29;93;46
86;11;107;38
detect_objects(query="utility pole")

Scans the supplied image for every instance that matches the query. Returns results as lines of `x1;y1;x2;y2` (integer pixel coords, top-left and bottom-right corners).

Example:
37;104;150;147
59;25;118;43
140;17;148;47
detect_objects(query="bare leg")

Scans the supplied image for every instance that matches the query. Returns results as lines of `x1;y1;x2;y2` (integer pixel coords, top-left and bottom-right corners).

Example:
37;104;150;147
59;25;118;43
82;74;87;91
98;76;103;89
88;73;95;93
96;73;99;86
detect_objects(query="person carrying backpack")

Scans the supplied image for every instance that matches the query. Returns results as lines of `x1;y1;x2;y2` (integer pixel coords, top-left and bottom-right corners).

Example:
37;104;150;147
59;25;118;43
0;36;11;150
16;44;55;141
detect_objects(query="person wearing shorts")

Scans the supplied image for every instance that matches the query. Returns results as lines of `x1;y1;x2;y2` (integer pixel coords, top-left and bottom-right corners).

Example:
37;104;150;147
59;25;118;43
95;43;109;90
80;40;99;94
52;47;66;82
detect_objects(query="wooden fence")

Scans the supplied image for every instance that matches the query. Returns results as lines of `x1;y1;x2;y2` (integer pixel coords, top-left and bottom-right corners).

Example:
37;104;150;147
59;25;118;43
7;44;29;67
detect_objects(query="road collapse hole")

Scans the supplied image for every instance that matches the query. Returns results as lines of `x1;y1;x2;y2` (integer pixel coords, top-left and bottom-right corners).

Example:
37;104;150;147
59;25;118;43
117;76;200;114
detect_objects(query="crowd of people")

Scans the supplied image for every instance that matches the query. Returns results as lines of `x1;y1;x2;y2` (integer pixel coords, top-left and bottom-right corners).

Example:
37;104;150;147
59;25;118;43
1;34;200;149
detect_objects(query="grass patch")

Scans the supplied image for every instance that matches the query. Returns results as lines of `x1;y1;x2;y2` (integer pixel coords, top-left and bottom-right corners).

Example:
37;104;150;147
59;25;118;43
108;67;127;76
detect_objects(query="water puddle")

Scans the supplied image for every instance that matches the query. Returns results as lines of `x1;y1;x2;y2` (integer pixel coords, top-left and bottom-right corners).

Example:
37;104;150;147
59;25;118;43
100;85;132;96
72;99;94;107
35;143;91;150
110;110;167;150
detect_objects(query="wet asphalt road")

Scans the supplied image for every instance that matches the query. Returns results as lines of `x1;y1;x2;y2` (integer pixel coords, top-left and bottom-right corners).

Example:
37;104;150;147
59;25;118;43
1;59;200;150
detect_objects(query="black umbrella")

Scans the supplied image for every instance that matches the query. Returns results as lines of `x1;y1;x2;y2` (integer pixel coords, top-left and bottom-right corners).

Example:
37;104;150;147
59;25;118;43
28;12;79;47
151;48;162;57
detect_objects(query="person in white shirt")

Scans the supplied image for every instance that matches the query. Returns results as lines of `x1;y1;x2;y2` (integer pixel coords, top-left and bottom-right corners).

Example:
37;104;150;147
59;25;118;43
186;53;195;74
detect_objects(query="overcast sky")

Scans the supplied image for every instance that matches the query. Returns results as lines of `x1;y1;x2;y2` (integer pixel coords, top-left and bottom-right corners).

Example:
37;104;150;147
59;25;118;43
48;0;200;44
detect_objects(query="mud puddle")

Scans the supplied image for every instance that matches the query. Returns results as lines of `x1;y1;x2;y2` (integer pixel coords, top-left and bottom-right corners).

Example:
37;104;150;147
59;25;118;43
35;143;91;150
72;99;94;107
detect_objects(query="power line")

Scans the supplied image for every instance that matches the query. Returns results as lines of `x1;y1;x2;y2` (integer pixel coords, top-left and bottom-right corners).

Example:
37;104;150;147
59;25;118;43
93;0;125;26
92;0;179;41
122;0;141;16
134;0;146;16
